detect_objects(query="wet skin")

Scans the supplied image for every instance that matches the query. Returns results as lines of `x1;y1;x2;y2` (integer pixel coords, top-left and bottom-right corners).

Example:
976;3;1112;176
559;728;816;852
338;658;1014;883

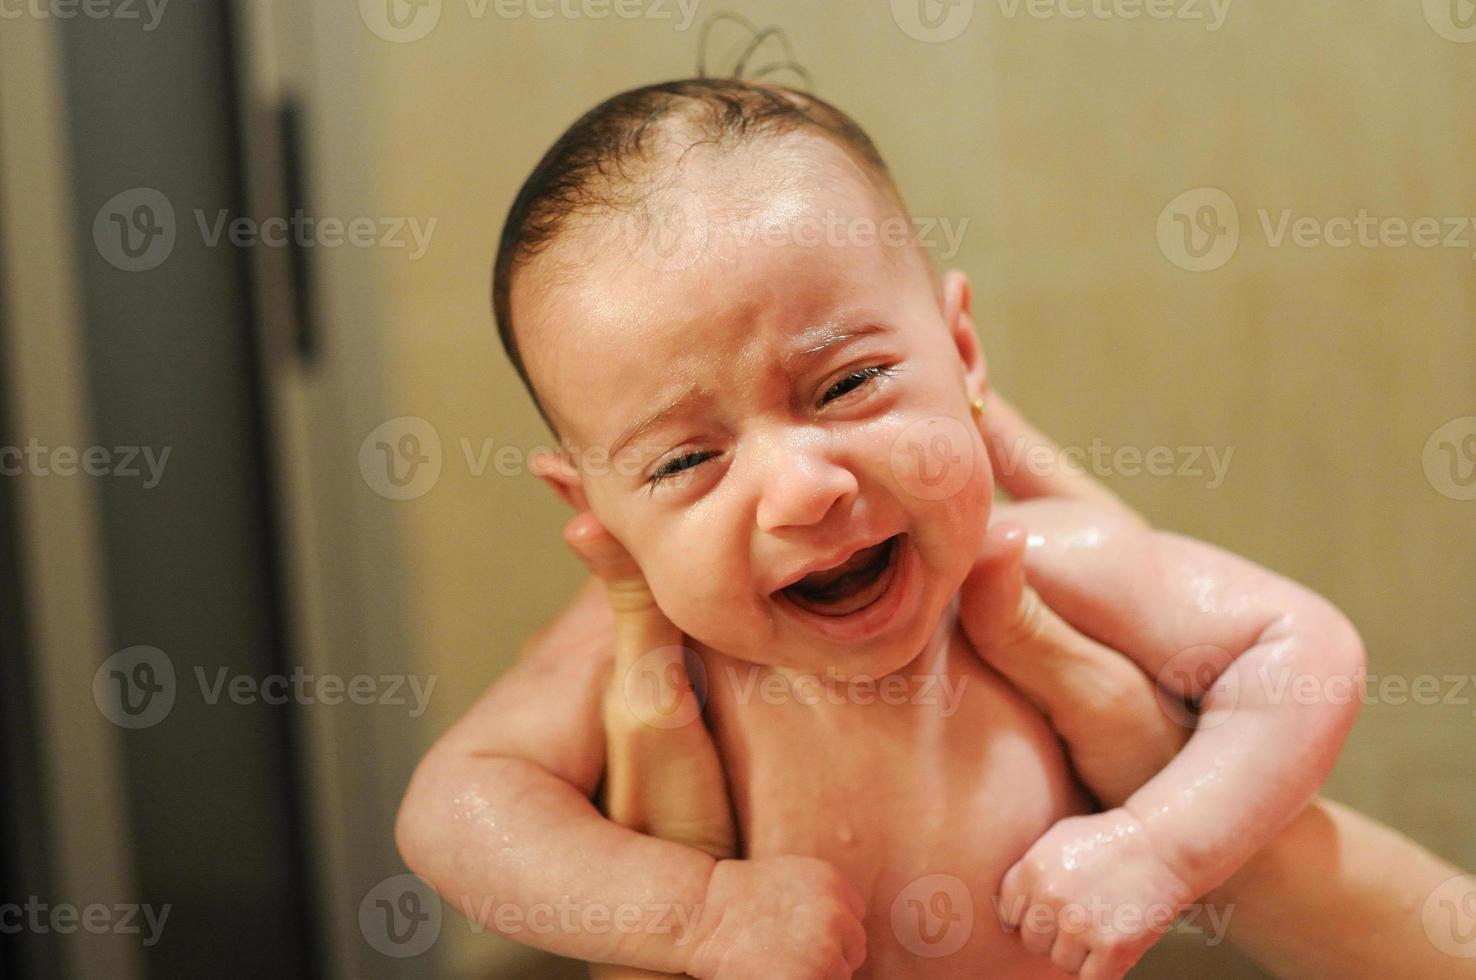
485;133;1364;978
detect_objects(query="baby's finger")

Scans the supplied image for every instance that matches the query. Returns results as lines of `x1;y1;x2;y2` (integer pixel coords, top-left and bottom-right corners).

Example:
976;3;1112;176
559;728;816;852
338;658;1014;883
1050;930;1089;974
840;913;868;971
996;861;1026;932
1078;948;1133;980
1019;904;1056;958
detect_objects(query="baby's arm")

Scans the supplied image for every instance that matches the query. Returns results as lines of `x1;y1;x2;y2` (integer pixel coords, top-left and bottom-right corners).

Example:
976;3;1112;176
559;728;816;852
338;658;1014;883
963;499;1366;975
394;579;715;971
397;576;868;979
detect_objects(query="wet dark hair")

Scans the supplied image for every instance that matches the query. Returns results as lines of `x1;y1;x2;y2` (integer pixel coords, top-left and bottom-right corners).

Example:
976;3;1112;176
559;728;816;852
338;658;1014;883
491;77;914;436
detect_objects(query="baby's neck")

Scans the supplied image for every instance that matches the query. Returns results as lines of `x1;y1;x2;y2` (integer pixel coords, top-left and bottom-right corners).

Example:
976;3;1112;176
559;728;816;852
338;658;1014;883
694;593;963;702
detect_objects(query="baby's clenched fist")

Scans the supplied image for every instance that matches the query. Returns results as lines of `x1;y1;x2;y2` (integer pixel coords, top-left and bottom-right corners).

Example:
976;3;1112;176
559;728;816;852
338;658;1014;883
685;856;868;980
996;808;1195;979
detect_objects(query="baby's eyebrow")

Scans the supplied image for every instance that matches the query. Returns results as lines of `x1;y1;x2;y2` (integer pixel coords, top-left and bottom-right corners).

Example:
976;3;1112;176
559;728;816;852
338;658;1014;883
780;320;889;374
609;380;702;459
608;319;891;459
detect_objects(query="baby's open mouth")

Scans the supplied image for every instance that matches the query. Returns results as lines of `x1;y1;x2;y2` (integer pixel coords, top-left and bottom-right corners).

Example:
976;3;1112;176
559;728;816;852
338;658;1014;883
779;535;900;617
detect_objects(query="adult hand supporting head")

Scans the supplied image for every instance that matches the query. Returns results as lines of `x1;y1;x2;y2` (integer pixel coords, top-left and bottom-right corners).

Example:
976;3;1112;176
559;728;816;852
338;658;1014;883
559;509;733;980
969;386;1185;806
559;508;736;863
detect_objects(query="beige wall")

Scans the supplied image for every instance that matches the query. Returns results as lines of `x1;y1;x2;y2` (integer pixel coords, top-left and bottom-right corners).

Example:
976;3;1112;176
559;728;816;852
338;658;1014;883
287;2;1476;975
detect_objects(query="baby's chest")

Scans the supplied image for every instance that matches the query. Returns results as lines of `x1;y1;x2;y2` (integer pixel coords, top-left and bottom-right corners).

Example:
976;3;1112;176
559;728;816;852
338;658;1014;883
720;649;1081;859
732;676;1079;869
710;657;1089;977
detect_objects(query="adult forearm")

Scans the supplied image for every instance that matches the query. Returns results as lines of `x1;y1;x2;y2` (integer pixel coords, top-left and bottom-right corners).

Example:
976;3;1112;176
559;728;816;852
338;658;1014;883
1207;797;1474;978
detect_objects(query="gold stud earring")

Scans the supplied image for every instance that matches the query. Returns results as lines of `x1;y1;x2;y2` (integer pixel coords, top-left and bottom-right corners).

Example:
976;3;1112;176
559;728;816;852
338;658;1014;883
970;397;986;418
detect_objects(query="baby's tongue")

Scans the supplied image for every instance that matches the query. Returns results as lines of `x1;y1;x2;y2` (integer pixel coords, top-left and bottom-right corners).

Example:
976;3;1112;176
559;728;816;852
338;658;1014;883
784;539;892;616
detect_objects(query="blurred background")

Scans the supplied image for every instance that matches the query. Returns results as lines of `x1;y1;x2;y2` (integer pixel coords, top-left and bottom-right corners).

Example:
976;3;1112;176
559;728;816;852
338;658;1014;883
1;0;1472;977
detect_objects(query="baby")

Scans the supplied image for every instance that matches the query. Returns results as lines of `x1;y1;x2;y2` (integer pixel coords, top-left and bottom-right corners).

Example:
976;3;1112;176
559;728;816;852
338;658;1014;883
400;78;1365;979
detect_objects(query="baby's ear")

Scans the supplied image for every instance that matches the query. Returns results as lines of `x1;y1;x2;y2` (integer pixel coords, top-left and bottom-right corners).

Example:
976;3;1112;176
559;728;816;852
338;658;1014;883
941;268;988;402
531;449;590;512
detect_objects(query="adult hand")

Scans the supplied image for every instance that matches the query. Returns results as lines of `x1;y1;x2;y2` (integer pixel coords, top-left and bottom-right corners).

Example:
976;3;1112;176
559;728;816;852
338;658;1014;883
971;393;1476;980
970;389;1188;807
558;510;734;980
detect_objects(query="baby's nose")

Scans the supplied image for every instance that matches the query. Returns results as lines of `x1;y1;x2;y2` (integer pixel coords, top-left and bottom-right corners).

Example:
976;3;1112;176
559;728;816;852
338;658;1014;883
753;431;859;532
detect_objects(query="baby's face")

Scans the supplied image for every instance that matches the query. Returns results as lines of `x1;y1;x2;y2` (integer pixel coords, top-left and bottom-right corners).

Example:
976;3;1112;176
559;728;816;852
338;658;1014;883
520;137;992;678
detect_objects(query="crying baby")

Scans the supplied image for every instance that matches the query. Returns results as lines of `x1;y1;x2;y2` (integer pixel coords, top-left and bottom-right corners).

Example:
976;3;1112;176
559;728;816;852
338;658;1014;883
451;77;1365;979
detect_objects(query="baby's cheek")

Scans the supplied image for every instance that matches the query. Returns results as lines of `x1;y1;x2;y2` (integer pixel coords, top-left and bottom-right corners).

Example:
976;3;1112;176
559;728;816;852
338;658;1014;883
645;561;744;650
887;417;991;532
914;432;993;591
880;409;990;510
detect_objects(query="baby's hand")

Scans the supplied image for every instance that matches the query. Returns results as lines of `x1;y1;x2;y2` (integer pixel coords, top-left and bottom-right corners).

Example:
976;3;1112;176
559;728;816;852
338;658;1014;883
685;856;868;980
996;808;1195;979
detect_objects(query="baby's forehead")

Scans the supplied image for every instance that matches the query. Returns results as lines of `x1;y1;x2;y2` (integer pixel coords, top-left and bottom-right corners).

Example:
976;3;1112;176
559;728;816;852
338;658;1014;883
513;135;922;439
